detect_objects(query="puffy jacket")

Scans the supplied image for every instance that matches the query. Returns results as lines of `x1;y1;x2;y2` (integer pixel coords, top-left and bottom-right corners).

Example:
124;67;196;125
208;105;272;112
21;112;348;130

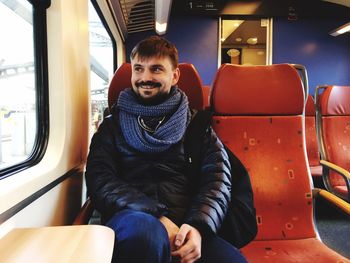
85;110;231;237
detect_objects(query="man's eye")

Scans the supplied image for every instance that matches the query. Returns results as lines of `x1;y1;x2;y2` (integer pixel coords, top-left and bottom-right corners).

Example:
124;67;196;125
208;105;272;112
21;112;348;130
153;67;162;73
134;67;143;72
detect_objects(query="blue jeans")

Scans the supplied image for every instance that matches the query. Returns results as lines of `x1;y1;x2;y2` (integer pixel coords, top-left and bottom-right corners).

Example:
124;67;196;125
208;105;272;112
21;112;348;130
106;209;247;263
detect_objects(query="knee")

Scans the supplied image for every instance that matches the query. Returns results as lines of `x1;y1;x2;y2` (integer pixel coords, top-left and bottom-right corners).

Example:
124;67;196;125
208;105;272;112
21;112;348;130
107;209;169;248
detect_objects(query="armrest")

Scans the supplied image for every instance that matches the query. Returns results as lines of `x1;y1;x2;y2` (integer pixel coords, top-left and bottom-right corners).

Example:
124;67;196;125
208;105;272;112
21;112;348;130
319;160;350;201
313;188;350;216
320;160;350;180
73;198;94;225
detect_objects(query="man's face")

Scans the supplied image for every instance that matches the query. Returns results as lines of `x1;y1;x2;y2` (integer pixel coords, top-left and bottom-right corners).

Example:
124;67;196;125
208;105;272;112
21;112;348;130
131;55;180;104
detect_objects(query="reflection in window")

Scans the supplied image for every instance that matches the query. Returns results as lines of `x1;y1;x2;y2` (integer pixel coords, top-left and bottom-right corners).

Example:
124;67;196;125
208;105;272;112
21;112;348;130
0;0;35;170
221;19;270;65
89;2;114;136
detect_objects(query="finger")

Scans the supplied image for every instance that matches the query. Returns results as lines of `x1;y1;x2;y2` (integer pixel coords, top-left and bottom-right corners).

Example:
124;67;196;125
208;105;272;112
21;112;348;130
171;241;194;258
175;224;192;248
181;248;201;263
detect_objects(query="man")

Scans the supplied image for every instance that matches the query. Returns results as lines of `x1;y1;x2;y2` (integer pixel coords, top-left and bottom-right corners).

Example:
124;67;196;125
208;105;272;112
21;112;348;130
85;36;247;263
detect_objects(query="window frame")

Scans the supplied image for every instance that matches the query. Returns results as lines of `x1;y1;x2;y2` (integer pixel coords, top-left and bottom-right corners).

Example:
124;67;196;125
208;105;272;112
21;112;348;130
0;0;50;179
91;0;117;71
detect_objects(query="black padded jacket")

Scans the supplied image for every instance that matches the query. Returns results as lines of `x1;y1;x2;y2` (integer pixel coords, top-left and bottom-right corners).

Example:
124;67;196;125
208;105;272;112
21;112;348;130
85;111;231;237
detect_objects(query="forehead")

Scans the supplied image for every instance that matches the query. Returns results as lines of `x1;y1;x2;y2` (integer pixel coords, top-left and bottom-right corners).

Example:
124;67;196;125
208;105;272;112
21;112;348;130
131;55;173;68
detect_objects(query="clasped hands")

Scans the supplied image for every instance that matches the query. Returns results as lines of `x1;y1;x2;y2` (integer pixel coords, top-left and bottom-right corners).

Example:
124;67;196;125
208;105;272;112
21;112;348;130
159;216;202;263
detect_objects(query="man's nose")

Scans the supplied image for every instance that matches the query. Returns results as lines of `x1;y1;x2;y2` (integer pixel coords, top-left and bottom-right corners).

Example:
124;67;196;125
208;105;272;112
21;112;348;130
140;69;153;82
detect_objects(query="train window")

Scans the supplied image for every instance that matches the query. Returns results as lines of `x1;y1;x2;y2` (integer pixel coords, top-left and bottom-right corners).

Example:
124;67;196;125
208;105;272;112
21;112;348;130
89;1;114;135
220;18;272;65
0;0;49;178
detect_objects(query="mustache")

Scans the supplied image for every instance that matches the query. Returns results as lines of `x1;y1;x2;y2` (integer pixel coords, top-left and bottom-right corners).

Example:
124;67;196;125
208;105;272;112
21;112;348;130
136;81;162;88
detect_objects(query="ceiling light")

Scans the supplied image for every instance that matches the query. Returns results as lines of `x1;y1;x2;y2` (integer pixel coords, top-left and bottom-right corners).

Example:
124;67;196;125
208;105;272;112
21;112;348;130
227;49;240;57
329;22;350;36
247;37;258;45
155;0;172;35
235;37;242;42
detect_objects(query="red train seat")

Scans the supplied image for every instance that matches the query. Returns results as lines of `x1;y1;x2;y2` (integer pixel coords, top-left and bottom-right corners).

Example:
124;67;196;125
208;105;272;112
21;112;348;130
202;85;210;108
305;95;322;177
316;85;350;201
108;62;205;111
176;63;205;110
211;64;348;262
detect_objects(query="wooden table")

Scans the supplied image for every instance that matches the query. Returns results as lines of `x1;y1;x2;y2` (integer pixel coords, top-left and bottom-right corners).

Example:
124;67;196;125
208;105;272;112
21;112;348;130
0;225;114;263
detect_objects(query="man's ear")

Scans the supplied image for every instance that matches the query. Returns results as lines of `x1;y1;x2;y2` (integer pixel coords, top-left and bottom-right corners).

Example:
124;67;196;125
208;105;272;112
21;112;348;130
171;67;180;86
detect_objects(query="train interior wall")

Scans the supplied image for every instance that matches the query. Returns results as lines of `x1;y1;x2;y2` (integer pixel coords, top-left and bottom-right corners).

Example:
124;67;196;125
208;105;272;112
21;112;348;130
125;14;219;86
273;17;350;95
0;0;89;234
125;13;350;92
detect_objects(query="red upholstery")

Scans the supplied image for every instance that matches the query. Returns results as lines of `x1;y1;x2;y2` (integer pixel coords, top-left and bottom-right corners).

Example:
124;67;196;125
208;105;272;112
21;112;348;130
177;63;204;110
320;85;350;116
305;95;322;177
107;63;205;111
108;63;132;110
305;95;316;116
211;64;304;115
241;238;348;263
318;86;350;199
202;85;210;108
211;64;348;262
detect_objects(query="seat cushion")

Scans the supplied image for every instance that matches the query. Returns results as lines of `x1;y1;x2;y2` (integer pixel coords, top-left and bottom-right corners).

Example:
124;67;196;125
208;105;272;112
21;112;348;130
322;117;350;190
333;186;349;199
310;165;322;177
241;238;349;263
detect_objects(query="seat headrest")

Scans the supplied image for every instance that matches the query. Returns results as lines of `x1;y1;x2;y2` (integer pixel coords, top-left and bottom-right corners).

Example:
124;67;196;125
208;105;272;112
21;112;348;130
177;63;204;110
320;85;350;116
107;63;204;110
305;95;316;116
108;63;132;110
211;64;305;115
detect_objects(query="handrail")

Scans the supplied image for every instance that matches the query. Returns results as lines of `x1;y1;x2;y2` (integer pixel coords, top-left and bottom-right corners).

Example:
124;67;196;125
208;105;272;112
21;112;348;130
314;85;328;160
291;64;309;100
313;188;350;215
320;160;350;201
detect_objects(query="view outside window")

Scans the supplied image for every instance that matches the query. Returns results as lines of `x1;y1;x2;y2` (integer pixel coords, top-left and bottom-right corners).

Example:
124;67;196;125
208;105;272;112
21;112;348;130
0;0;36;170
89;2;114;136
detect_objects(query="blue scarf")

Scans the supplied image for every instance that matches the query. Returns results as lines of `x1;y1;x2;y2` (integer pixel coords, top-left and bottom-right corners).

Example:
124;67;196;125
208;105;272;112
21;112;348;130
117;87;191;153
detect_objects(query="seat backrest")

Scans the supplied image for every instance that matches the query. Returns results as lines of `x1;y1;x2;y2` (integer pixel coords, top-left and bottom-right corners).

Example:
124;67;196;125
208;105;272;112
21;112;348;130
316;85;350;190
305;95;320;167
108;63;132;110
202;85;210;108
177;63;205;110
211;64;315;241
107;62;205;111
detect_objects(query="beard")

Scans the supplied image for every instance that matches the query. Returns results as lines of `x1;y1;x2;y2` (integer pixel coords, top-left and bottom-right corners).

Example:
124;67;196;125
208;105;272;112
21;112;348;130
134;81;172;105
135;90;171;105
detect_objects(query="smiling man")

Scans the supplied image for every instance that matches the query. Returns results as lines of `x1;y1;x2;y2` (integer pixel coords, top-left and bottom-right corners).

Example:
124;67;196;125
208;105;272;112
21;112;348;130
130;40;180;105
85;36;247;263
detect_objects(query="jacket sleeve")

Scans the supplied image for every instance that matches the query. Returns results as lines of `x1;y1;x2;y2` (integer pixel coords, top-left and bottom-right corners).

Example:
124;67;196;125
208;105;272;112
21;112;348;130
184;126;231;237
85;118;168;220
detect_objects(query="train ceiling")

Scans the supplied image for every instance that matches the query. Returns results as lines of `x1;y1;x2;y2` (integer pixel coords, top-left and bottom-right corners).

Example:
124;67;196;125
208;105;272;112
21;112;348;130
107;0;350;39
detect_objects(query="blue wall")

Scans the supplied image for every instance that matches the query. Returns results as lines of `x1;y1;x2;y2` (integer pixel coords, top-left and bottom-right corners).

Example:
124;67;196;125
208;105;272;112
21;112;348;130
125;15;350;94
273;18;350;95
125;15;218;86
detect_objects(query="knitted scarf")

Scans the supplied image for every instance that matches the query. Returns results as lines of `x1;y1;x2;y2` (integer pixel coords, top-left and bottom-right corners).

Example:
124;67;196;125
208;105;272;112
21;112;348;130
117;87;191;153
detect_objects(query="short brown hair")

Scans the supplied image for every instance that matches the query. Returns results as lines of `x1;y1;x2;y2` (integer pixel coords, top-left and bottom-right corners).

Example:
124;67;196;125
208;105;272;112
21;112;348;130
130;36;179;69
